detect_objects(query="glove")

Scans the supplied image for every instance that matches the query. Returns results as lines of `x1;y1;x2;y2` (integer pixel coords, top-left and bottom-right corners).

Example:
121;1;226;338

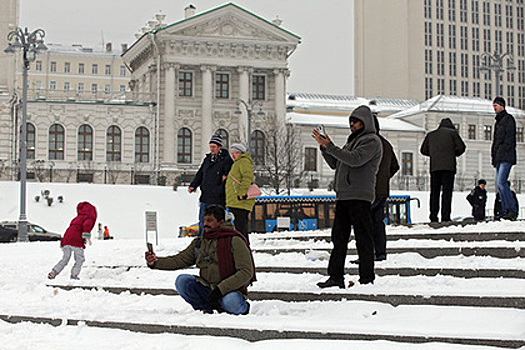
237;195;248;200
208;287;223;306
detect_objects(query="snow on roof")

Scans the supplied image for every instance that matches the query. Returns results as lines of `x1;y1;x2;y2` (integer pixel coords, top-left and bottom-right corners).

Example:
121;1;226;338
286;92;420;115
45;43;122;55
389;95;525;119
286;112;425;133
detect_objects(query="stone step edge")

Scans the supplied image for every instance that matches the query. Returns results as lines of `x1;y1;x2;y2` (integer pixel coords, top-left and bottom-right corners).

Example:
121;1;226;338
87;264;525;279
257;231;525;242
253;247;525;258
46;284;525;309
1;314;523;348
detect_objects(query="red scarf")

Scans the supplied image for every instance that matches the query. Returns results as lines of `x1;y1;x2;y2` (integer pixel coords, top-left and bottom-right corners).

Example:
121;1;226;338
202;227;256;294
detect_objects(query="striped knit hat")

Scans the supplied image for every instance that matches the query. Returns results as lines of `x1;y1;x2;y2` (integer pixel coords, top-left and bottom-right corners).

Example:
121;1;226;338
209;134;223;147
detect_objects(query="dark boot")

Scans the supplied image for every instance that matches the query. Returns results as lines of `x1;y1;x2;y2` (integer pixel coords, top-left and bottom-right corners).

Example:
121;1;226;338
317;277;345;289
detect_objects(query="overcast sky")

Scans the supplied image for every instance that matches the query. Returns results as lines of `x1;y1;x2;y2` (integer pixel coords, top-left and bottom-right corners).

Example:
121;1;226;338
19;0;354;95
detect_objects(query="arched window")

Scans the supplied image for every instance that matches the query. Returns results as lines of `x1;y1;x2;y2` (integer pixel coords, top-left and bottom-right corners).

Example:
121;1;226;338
78;124;93;161
135;127;150;163
215;129;229;149
177;128;192;163
26;123;36;160
49;124;64;160
106;125;121;162
251;130;265;166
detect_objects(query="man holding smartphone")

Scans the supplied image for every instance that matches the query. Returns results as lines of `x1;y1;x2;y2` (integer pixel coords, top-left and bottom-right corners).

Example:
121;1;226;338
312;105;382;288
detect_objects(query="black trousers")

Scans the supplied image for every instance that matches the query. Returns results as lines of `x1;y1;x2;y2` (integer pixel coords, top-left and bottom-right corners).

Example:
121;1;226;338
371;197;387;258
228;207;250;243
429;170;455;222
327;200;375;284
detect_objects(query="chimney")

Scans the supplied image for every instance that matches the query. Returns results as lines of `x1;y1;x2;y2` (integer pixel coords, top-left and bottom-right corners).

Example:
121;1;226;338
185;4;196;18
121;43;128;52
106;42;112;52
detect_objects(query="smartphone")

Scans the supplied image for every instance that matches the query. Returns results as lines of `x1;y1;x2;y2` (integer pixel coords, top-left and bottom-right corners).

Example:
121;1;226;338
147;242;154;254
316;125;326;138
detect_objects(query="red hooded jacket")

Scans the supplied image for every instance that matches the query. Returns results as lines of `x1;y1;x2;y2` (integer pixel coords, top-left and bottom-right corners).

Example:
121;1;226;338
61;202;97;249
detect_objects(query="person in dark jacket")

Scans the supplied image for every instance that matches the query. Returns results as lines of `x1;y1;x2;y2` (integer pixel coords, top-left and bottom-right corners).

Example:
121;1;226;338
370;115;399;260
48;202;97;280
491;97;518;220
467;179;487;221
312;105;382;288
420;118;466;222
189;134;233;235
494;181;519;220
145;205;255;315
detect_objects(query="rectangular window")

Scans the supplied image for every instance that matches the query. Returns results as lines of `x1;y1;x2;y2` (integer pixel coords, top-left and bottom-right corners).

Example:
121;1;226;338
92;64;98;75
105;64;111;75
437;78;445;95
468;124;476;139
78;82;84;92
506;4;513;29
495;3;502;27
437;23;444;48
483;1;491;25
460;0;468;22
120;65;126;76
508;85;515;106
425;49;433;74
425;0;432;19
518;6;524;31
461;80;469;96
437;50;445;75
50;61;57;73
252;75;266;100
91;83;97;94
63;82;70;91
495;30;503;53
473;81;481;97
304;147;317;171
425;77;433;99
484;125;492;140
105;84;111;94
49;81;56;90
472;0;479;24
178;72;193;97
472;54;480;79
437;0;444;19
518;34;525;57
472;27;479;52
484;82;492;99
461;53;469;78
215;73;229;99
449;0;456;21
450;79;457;95
402;153;413;176
119;85;126;92
506;32;515;55
425;22;433;46
78;63;85;74
449;24;456;49
460;26;468;50
64;62;70;73
35;60;42;71
483;29;491;52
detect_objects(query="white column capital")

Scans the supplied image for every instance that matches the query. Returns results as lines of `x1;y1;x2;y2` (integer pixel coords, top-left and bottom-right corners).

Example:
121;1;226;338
200;65;217;72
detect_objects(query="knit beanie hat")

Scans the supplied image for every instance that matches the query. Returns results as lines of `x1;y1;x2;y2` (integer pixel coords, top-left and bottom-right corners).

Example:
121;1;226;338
209;134;223;147
493;97;506;107
230;143;246;154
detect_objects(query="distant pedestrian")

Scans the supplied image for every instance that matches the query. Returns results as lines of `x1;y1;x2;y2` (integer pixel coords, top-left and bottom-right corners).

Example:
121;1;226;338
189;134;233;235
420;118;466;222
97;223;103;240
494;181;519;220
103;225;113;240
466;179;487;221
225;143;256;243
491;97;518;220
312;105;382;288
48;202;97;280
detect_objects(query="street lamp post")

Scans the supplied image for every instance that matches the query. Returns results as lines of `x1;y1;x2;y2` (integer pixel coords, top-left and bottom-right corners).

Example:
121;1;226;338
234;99;265;151
4;27;47;242
479;50;516;97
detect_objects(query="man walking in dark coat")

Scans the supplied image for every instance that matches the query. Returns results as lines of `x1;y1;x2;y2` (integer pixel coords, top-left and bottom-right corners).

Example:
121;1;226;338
421;118;466;222
312;105;382;288
189;134;233;235
467;179;487;221
491;97;518;220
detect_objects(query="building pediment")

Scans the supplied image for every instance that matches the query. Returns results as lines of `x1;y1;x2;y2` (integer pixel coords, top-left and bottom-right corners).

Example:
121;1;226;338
158;3;300;44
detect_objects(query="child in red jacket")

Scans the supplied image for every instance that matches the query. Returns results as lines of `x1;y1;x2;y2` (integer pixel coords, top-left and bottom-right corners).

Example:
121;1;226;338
48;201;97;280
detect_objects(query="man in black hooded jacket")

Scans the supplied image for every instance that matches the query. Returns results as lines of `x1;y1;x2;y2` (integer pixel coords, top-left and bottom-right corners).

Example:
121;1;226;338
421;118;466;222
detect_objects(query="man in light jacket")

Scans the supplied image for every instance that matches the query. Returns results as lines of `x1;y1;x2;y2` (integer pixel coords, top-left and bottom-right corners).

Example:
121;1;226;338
312;105;382;288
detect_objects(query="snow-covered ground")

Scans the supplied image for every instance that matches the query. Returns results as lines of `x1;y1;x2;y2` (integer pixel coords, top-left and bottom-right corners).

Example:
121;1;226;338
0;181;524;349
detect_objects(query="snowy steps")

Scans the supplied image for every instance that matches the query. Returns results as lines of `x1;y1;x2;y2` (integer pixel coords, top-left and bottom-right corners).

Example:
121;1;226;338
46;283;525;309
2;313;523;348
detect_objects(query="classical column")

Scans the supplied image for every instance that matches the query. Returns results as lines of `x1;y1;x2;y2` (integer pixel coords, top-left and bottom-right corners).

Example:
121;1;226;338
163;63;176;164
238;66;251;145
274;68;289;121
201;65;215;156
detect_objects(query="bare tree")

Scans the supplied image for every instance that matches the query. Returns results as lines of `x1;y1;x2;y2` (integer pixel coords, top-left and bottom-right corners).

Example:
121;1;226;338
106;161;123;184
260;113;304;195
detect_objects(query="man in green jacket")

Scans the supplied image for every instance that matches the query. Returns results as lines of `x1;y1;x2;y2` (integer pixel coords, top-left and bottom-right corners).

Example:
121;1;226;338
145;205;255;315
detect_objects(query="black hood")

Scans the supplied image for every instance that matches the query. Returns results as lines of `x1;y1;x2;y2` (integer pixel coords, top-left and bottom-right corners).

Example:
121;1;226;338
439;118;456;130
